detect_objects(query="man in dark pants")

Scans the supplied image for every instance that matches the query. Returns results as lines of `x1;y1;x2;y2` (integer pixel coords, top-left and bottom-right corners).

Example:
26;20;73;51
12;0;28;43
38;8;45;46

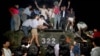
60;6;68;31
59;35;70;56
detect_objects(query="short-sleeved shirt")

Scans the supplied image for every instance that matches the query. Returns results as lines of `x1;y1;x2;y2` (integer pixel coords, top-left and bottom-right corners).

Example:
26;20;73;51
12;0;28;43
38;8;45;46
91;47;100;56
22;19;32;27
9;7;19;15
23;7;31;16
93;31;100;38
31;19;39;28
53;6;60;15
2;48;12;56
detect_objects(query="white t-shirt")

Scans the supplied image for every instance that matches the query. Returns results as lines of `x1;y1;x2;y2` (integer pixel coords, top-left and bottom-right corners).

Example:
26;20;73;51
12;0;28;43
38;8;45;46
38;19;47;25
63;11;65;17
23;7;31;16
54;44;59;56
39;8;48;19
31;19;39;28
77;22;87;29
91;47;100;56
3;48;12;56
22;19;32;27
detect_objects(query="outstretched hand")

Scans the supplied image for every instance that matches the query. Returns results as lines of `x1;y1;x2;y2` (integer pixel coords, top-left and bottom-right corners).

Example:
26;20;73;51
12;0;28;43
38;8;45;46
34;1;37;4
67;1;71;9
68;1;71;5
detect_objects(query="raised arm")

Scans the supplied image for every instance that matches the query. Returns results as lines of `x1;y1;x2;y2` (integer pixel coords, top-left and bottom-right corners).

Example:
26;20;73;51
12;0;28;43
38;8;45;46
58;0;62;7
34;1;41;10
67;1;71;9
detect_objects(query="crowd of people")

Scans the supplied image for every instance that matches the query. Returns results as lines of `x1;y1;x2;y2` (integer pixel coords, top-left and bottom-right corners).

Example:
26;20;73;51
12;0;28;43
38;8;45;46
1;34;100;56
9;0;75;32
1;0;100;56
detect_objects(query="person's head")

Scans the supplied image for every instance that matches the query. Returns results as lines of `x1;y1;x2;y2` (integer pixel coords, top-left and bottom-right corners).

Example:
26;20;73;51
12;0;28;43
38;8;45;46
68;0;71;5
34;14;40;20
59;35;66;41
21;37;29;46
73;37;82;45
92;37;100;47
28;5;32;9
93;28;97;32
70;8;74;12
60;6;64;11
48;8;50;10
3;40;10;48
59;35;66;44
48;8;52;11
40;15;45;20
30;8;34;11
63;6;66;10
54;1;59;6
15;4;19;8
42;4;46;9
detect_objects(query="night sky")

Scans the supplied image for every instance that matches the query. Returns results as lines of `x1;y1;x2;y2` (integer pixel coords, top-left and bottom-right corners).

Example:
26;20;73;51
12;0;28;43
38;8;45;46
0;0;100;35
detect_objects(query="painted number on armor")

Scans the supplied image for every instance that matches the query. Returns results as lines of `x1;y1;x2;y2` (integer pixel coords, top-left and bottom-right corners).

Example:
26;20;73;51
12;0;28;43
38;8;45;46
41;38;56;44
41;38;46;44
47;38;51;44
51;38;56;44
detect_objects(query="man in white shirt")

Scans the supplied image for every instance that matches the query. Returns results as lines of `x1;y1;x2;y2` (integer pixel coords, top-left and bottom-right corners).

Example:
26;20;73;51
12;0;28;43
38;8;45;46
22;18;33;37
22;5;32;22
30;14;40;47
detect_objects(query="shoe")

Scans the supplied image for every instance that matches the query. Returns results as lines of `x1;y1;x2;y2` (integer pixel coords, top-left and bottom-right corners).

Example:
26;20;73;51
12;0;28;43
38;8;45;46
65;28;67;31
26;44;31;48
53;27;56;30
59;27;62;30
